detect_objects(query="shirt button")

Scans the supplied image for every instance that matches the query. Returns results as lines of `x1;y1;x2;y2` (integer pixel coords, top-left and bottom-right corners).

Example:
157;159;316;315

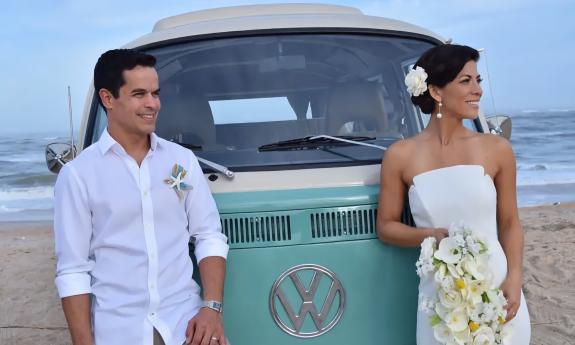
143;191;149;197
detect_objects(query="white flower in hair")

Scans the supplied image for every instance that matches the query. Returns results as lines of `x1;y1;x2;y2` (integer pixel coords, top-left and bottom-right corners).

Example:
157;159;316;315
405;66;428;97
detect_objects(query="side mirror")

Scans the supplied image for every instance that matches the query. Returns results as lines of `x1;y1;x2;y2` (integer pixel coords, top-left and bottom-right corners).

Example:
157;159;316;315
485;115;512;140
45;143;76;174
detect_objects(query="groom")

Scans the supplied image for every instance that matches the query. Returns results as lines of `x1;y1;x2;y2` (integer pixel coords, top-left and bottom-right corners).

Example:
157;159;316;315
53;49;229;345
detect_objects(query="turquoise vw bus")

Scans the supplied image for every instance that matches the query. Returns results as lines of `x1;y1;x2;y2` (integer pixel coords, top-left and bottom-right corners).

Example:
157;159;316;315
48;4;502;344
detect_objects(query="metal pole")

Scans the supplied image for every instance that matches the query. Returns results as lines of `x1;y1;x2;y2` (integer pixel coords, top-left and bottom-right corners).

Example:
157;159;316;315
67;86;75;158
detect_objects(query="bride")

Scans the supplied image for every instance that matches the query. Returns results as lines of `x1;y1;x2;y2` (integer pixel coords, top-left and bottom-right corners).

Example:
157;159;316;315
376;44;530;344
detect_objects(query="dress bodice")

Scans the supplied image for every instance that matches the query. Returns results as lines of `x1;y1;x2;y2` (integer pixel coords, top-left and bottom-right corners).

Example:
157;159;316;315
408;165;498;244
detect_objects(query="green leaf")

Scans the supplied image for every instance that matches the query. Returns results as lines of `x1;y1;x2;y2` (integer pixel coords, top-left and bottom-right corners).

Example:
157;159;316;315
430;314;442;326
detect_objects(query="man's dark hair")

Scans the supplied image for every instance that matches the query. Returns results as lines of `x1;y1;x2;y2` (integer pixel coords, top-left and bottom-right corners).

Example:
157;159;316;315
410;44;480;114
94;49;157;108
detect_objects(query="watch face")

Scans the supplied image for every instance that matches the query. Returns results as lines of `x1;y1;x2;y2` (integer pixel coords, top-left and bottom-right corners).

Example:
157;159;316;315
204;300;223;312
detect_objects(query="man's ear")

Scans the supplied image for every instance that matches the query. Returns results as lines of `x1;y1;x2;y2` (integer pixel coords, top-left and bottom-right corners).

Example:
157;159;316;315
99;89;114;110
428;85;442;104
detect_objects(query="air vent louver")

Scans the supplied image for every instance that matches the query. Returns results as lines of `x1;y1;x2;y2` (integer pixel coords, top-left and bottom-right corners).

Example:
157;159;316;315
310;208;376;238
221;215;291;244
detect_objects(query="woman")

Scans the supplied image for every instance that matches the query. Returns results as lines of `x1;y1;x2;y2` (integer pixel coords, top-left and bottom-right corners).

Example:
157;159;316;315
377;44;530;344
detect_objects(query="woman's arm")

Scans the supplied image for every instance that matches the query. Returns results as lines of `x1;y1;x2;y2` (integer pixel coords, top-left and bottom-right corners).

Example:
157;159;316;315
493;137;524;320
376;141;447;247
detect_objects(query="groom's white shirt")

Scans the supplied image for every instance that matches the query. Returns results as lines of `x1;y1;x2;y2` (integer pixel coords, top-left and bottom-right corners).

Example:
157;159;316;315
54;129;228;345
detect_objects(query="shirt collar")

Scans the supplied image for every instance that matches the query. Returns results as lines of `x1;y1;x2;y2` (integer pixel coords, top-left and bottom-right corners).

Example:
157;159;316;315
97;129;161;155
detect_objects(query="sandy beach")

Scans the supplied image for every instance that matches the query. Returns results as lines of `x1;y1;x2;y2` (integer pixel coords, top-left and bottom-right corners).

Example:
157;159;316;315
0;204;574;345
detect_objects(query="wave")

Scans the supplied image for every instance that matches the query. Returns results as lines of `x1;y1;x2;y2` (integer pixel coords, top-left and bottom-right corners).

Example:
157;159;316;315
0;205;25;213
512;130;575;138
0;154;45;163
0;186;54;202
517;170;575;186
518;109;575;114
1;173;57;188
517;163;575;171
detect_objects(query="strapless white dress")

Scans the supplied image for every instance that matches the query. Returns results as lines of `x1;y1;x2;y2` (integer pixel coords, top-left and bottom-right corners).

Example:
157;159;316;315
408;165;530;344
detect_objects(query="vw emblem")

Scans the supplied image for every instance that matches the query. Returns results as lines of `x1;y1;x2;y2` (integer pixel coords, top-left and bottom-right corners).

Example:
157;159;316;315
269;264;345;338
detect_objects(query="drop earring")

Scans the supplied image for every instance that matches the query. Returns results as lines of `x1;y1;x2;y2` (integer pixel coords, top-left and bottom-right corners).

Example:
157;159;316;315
437;102;443;119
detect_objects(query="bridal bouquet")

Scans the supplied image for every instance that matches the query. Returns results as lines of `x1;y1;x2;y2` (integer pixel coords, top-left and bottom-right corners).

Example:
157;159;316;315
416;222;508;345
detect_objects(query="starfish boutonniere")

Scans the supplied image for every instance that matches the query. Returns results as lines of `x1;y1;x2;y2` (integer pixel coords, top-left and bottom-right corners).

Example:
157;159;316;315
164;164;193;200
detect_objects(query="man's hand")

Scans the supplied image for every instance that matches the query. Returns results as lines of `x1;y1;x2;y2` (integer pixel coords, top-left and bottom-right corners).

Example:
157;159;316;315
185;308;226;345
500;272;522;322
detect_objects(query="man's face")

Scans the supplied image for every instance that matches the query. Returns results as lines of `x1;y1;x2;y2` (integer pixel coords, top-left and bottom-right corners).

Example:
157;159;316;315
106;66;160;138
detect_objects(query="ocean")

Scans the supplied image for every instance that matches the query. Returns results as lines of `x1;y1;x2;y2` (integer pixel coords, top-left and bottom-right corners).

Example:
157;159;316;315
0;111;574;222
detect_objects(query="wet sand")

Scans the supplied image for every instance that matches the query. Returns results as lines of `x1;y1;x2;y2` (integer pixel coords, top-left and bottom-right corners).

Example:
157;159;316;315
0;204;574;344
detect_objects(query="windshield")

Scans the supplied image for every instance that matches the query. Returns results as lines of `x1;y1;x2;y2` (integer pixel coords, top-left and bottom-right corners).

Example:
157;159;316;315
89;34;435;171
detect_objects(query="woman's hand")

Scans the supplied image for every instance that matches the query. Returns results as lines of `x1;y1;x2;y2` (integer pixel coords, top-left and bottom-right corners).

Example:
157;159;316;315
432;228;449;244
500;273;522;322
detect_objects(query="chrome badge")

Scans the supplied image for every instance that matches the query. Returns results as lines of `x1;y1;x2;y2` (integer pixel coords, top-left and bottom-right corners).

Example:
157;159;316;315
269;264;345;338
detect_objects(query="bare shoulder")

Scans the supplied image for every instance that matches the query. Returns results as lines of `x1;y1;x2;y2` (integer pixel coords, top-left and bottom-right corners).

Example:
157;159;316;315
475;134;515;177
476;133;514;156
384;137;417;165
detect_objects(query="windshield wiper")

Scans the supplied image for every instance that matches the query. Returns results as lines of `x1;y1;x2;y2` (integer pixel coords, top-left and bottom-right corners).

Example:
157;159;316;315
258;135;387;151
176;142;235;179
197;157;235;179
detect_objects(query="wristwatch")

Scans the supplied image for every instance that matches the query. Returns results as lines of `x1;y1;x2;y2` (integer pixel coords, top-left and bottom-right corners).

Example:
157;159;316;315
202;300;223;313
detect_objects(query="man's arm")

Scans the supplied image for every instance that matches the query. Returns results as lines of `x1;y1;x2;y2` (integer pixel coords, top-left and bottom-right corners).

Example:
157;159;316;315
53;165;95;344
184;154;229;345
199;256;226;303
62;294;94;345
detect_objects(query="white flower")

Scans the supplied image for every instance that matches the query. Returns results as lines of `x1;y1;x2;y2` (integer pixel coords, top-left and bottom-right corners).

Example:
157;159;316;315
419;295;436;313
434;237;463;264
435;302;450;320
462;256;486;281
452;232;466;248
466;235;483;255
468;303;483;323
464;279;484;305
486;290;507;310
472;326;496;345
433;323;453;343
453;327;472;344
421;236;436;259
435;263;447;283
441;276;455;291
448;263;464;278
416;257;434;277
405;66;428;97
445;309;469;332
480;303;497;323
439;289;464;309
417;237;437;277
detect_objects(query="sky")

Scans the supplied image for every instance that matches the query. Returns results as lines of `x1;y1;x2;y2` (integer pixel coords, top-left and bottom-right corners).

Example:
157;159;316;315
1;0;573;133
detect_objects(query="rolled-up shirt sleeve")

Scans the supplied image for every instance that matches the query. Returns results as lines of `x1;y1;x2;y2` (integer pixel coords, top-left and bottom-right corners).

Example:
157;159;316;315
185;154;229;263
53;164;94;298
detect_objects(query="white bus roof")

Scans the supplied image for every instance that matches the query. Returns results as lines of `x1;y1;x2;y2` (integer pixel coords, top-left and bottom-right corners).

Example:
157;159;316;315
123;4;445;49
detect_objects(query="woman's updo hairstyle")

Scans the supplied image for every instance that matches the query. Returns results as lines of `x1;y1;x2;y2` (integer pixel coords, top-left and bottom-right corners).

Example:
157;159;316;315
410;44;480;114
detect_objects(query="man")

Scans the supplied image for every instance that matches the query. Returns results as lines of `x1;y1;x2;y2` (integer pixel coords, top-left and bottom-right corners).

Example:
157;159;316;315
53;49;229;345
